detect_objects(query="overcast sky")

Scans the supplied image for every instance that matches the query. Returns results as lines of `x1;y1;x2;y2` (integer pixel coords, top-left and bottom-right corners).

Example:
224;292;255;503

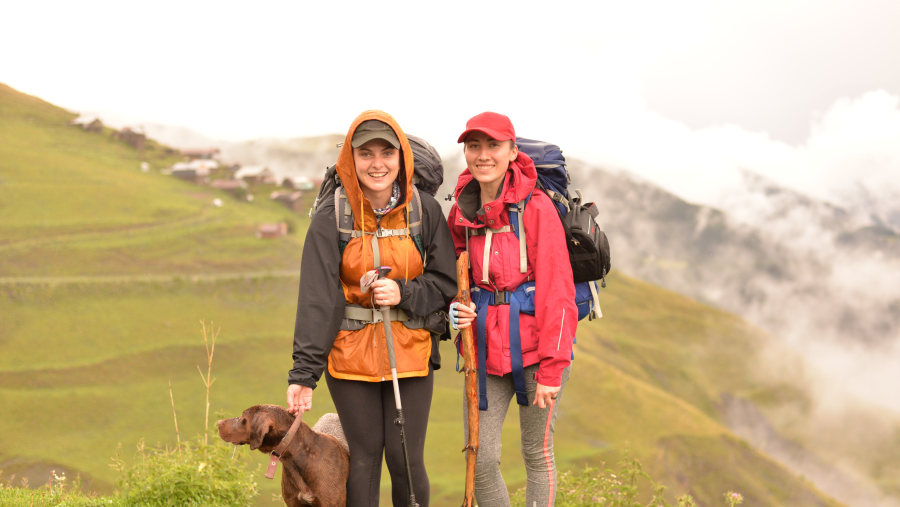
3;0;899;206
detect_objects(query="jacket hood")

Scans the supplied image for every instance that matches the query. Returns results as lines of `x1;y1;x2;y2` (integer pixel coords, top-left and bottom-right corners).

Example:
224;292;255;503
336;110;415;228
453;151;538;218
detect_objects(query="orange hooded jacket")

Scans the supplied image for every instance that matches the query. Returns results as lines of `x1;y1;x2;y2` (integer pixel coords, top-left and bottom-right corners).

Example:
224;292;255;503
327;110;432;382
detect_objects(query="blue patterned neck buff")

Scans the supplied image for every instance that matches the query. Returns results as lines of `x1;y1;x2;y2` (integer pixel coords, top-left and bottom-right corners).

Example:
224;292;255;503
372;181;401;217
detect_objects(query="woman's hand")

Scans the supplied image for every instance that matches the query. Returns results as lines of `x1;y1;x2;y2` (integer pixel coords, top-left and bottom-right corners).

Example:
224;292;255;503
371;278;401;307
287;384;314;416
450;301;477;329
533;382;560;409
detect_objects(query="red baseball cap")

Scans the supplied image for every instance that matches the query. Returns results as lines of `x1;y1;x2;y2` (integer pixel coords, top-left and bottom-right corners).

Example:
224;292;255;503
457;111;516;143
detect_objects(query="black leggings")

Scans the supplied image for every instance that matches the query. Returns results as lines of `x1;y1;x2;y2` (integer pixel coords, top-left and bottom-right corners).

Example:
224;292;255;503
326;369;433;507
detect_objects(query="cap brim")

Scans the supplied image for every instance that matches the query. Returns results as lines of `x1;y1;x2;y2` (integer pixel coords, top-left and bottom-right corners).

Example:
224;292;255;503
457;128;509;143
351;131;400;149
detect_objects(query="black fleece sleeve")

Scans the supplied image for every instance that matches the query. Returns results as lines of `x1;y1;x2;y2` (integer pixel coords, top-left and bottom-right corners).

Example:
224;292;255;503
287;199;345;388
396;192;458;317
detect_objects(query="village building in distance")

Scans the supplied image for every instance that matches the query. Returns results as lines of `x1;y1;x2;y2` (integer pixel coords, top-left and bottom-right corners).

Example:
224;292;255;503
70;115;104;133
160;145;316;239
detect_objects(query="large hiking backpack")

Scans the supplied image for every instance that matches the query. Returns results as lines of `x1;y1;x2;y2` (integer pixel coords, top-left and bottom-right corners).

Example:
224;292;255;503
516;137;611;287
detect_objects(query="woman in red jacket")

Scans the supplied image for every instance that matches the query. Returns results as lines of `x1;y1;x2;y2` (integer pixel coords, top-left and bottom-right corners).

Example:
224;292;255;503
448;112;578;507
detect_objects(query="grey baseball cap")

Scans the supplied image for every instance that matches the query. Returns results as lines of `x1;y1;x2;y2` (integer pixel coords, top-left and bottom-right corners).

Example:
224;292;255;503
351;120;401;149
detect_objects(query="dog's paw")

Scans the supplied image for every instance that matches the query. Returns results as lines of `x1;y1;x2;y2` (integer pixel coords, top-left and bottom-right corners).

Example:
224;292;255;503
297;490;316;505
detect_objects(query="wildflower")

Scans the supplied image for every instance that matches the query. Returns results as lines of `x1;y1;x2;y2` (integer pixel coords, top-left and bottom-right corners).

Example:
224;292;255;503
725;491;744;505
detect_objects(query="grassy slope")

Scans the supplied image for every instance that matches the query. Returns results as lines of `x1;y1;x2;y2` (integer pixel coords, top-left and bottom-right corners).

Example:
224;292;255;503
0;83;841;506
0;83;305;277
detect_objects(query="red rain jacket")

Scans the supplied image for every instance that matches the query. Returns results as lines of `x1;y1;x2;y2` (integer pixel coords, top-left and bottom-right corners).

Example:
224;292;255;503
448;152;577;387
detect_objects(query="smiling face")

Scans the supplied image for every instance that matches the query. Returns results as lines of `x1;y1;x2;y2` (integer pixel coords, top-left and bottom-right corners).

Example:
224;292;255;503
353;138;401;208
463;131;518;191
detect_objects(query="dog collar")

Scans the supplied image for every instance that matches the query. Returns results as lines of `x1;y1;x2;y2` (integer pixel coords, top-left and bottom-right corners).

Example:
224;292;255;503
265;412;304;479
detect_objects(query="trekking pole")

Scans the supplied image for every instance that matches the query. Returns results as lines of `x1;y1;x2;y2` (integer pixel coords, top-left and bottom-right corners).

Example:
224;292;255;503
456;252;479;507
376;266;419;507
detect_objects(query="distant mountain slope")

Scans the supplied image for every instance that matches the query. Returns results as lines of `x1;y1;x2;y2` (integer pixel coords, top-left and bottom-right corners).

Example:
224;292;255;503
567;160;900;505
104;119;345;182
0;83;305;278
573;159;900;367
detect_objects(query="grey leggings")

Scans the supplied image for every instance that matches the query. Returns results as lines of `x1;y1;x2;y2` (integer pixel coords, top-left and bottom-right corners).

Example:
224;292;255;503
463;363;571;507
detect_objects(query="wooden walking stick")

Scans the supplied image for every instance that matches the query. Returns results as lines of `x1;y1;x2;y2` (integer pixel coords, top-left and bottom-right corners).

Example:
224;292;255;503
456;252;479;507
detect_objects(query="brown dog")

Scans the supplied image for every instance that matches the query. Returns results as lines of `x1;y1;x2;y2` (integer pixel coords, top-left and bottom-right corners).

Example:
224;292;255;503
217;405;349;507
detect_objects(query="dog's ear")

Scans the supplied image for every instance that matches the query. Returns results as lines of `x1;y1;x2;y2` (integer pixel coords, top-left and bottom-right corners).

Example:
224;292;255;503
249;412;274;450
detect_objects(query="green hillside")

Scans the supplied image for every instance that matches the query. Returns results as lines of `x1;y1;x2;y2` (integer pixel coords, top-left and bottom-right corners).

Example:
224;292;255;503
0;83;841;506
0;83;305;277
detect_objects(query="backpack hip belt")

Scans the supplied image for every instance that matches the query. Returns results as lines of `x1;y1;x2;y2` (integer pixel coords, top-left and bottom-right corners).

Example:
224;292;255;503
470;284;536;410
340;304;428;331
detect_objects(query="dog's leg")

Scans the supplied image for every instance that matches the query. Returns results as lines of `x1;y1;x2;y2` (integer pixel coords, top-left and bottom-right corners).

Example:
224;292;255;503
282;460;317;507
297;489;316;505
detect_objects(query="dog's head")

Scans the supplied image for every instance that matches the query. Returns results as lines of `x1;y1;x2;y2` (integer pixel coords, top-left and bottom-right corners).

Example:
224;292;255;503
216;404;293;452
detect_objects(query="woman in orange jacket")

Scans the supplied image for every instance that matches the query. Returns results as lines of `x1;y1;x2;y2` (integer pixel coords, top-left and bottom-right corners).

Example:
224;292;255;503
287;110;457;506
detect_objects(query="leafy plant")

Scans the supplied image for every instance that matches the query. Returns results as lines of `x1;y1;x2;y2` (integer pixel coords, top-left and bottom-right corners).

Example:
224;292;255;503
110;437;256;506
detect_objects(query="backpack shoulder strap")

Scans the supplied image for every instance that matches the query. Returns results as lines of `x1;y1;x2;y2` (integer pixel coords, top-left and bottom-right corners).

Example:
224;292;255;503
508;194;532;274
408;186;425;260
334;186;359;255
409;186;423;236
470;193;531;277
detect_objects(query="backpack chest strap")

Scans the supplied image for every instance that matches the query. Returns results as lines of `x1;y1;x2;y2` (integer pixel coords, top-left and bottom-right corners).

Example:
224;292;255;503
344;228;410;238
334;186;424;261
466;199;528;284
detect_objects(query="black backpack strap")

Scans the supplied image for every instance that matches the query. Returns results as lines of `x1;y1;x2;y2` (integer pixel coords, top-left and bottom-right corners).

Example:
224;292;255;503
407;187;425;260
334;187;357;255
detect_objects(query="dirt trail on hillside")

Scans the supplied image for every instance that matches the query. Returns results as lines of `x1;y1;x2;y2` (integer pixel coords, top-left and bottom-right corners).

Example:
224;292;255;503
0;212;216;252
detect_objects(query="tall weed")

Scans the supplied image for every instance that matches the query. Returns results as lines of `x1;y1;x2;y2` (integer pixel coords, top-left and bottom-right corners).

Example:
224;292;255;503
109;320;257;506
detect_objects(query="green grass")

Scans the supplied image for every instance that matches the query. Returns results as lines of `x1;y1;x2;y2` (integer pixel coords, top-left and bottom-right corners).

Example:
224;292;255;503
0;274;843;506
0;81;861;506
